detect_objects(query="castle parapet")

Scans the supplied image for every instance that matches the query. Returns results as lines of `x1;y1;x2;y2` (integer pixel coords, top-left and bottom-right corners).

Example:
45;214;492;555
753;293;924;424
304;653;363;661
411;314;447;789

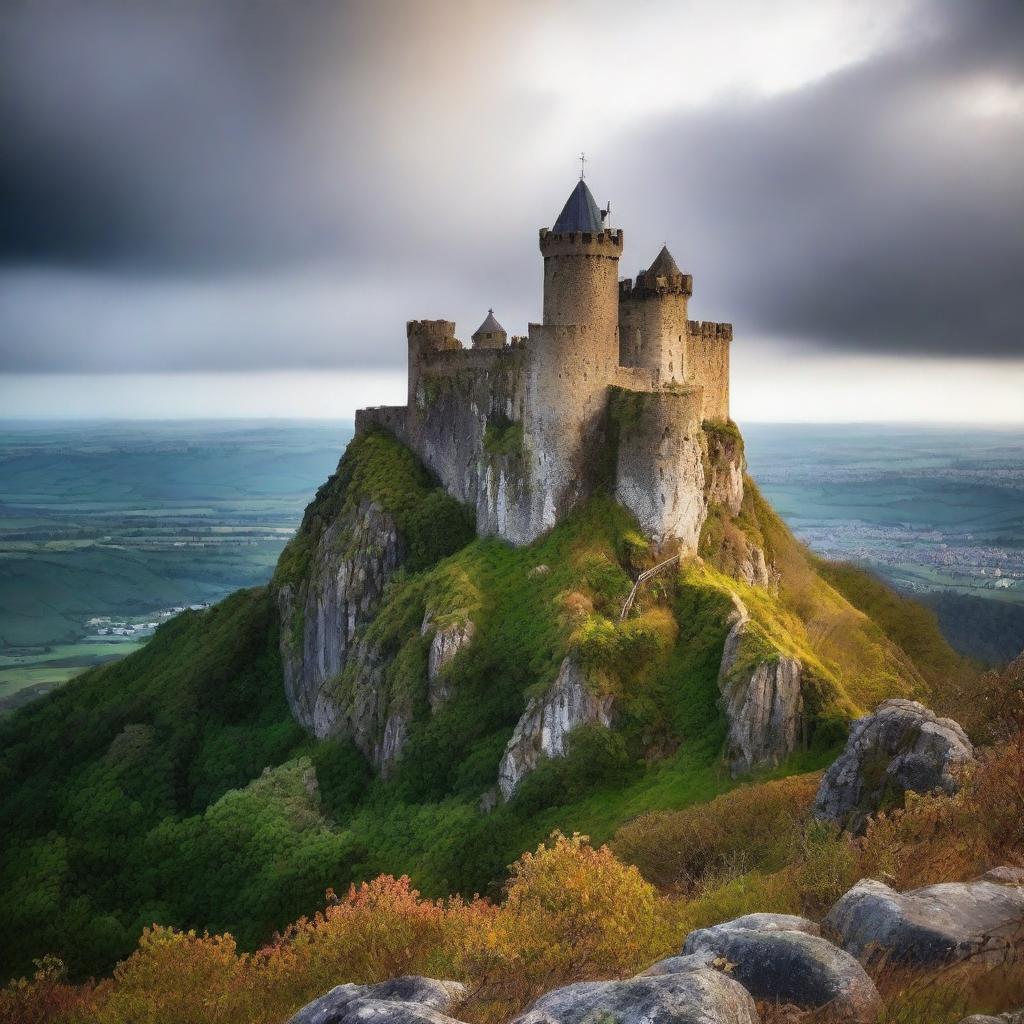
688;320;733;341
407;319;461;351
620;271;693;300
538;228;623;258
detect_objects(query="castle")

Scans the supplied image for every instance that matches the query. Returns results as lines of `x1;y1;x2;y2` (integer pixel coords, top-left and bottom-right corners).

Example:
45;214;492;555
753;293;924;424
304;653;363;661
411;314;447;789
355;176;734;550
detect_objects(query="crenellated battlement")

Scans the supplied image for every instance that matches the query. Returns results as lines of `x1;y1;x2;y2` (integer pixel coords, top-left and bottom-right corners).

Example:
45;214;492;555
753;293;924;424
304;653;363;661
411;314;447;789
688;320;733;341
538;228;623;258
619;271;693;300
407;319;461;349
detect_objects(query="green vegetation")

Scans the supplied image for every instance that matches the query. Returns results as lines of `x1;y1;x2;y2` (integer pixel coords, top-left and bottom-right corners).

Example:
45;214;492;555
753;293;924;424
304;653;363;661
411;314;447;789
274;428;475;589
0;587;312;979
482;416;525;458
922;590;1024;666
0;427;967;987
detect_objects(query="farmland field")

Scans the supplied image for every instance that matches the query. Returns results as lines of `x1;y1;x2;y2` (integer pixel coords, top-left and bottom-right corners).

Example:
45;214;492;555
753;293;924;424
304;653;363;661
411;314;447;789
0;420;352;710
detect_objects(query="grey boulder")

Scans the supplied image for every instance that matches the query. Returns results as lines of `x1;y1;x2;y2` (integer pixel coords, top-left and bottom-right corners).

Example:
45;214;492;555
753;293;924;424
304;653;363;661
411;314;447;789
511;969;758;1024
959;1013;1024;1024
637;953;714;977
825;873;1024;967
813;699;975;833
687;912;822;938
683;917;881;1022
289;976;468;1024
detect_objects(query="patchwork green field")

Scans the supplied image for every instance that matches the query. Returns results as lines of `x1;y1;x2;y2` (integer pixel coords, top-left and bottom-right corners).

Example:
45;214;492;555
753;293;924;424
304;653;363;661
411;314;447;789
0;420;352;710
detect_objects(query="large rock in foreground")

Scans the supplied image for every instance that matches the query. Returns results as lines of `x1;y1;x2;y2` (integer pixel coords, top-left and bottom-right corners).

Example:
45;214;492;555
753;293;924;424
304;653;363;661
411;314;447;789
825;872;1024;968
289;976;467;1024
813;698;975;833
959;1013;1024;1024
682;915;881;1022
511;969;758;1024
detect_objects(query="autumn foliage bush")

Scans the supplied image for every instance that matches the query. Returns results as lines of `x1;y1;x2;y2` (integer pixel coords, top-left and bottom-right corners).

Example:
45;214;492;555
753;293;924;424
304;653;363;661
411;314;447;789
0;833;676;1024
611;773;821;893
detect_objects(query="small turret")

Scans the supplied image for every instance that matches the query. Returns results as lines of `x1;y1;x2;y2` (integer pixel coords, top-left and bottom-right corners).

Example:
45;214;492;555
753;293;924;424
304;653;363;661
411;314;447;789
471;309;507;350
618;245;691;382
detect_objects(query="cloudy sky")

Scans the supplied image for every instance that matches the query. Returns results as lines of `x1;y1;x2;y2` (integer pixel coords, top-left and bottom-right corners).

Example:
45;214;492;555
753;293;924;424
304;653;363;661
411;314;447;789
1;0;1022;422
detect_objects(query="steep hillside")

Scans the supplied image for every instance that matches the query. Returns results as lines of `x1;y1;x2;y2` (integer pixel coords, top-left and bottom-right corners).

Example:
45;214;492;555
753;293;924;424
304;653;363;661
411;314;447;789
0;424;966;983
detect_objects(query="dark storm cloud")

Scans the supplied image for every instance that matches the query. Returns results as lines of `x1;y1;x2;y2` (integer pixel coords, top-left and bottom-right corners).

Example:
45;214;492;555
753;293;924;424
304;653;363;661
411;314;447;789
608;0;1024;359
0;0;1021;373
0;1;370;270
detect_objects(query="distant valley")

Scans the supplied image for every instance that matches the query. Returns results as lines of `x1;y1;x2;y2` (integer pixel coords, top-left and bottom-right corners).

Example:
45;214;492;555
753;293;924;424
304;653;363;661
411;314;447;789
1;420;1021;714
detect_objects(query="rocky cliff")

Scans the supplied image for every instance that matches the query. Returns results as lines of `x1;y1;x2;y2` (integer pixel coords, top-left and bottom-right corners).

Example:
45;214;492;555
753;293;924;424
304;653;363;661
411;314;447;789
272;421;929;802
273;430;475;774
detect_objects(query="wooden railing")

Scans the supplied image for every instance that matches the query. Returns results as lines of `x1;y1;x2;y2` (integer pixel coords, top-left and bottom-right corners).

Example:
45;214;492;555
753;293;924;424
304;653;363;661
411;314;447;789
619;553;682;621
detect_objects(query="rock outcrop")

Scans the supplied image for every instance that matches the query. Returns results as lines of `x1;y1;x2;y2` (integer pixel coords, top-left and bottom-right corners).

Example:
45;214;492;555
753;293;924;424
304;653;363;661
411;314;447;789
422;612;475;712
511;969;758;1024
683;915;881;1022
959;1013;1024;1024
825;871;1024;968
813;699;976;833
279;498;405;738
289;976;468;1024
717;595;804;775
497;657;614;800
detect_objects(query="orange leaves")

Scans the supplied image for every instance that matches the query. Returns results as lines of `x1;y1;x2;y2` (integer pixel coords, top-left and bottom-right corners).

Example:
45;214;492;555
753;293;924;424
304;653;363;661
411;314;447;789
457;832;676;1021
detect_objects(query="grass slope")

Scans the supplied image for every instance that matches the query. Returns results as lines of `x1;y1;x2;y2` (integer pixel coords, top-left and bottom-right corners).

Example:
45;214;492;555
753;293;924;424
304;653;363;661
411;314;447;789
0;428;962;983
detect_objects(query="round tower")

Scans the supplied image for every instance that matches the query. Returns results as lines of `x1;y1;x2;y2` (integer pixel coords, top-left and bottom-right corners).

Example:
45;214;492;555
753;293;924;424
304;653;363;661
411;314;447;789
471;309;507;350
539;178;622;357
618;245;693;382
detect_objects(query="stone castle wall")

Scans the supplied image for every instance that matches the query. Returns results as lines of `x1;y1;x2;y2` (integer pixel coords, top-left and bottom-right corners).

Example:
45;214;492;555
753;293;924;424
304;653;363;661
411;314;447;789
618;290;689;382
356;212;732;548
687;321;732;422
611;385;708;551
540;229;622;347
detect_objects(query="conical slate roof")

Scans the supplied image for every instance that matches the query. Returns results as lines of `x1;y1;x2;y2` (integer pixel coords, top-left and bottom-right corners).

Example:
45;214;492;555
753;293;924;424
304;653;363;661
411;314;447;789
647;245;681;278
552;179;605;233
472;309;505;337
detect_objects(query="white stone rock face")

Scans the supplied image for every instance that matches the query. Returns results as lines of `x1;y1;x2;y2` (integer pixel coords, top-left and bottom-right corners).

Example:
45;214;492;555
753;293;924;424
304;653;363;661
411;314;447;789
717;595;804;775
813;698;976;833
278;498;405;737
422;614;476;712
497;657;614;800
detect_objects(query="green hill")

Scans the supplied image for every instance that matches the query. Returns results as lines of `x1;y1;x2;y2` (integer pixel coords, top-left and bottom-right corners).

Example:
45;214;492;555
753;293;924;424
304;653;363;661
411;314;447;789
0;427;971;982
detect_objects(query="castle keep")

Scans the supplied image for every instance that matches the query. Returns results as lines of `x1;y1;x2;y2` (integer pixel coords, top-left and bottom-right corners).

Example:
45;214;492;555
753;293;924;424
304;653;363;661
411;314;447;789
356;176;734;550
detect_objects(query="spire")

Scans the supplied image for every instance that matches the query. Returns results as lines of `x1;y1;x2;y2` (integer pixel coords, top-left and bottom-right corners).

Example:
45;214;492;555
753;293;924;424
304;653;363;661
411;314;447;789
552;179;605;234
473;309;505;337
471;308;507;349
647;245;681;279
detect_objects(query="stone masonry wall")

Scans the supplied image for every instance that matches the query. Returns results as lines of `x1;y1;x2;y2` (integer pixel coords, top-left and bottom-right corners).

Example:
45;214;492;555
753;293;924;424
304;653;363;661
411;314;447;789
687;321;731;421
612;385;707;552
618;291;689;382
540;229;622;346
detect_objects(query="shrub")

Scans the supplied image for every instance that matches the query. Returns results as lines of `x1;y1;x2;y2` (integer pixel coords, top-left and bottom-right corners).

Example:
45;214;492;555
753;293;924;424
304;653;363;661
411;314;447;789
460;832;676;1021
611;773;821;893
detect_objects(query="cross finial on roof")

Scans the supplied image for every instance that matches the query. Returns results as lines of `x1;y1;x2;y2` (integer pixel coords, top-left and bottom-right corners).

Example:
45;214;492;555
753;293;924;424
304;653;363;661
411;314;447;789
579;152;586;180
